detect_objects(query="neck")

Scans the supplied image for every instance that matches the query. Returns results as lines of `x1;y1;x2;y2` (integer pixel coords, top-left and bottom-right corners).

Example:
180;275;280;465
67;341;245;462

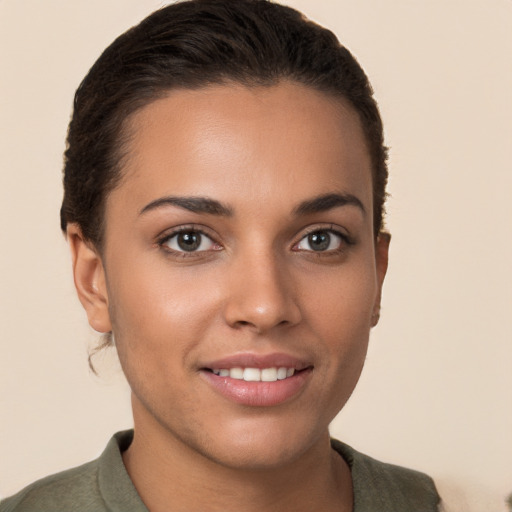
123;399;353;512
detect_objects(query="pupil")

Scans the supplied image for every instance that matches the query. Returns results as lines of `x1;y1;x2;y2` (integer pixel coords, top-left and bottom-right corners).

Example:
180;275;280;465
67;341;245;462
309;231;330;251
177;232;200;251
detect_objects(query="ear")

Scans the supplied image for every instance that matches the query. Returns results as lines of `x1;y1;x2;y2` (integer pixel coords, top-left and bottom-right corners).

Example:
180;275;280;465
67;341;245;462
67;224;112;333
371;231;391;327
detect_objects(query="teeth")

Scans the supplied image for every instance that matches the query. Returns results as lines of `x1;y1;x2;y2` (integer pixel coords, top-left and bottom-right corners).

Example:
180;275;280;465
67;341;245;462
211;366;296;382
261;368;277;382
277;367;288;380
243;368;261;381
230;367;244;379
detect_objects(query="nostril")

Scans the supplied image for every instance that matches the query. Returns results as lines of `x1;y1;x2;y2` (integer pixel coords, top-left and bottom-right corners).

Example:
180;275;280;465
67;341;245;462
231;318;292;332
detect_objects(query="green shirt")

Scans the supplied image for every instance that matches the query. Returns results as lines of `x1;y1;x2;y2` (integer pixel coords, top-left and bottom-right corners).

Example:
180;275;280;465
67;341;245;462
1;430;440;511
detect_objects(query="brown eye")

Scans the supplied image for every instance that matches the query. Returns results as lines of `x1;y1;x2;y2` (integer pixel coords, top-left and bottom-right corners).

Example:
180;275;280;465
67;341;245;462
177;232;201;251
163;230;216;252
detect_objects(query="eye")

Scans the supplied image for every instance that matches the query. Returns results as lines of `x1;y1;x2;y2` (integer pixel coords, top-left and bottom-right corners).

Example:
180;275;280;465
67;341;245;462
295;230;345;252
162;230;218;253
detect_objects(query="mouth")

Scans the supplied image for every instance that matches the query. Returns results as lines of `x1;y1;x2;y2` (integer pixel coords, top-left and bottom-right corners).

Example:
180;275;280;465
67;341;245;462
208;366;298;382
200;354;313;406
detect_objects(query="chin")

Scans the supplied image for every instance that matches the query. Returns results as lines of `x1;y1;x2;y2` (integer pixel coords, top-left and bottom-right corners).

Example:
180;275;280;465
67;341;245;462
187;414;329;471
202;438;310;471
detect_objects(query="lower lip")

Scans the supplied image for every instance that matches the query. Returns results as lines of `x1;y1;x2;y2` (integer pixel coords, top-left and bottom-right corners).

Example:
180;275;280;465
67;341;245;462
200;369;312;407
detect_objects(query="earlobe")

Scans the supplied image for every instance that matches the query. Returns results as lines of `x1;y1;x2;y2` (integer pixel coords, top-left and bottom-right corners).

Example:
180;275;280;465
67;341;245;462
371;232;391;327
67;224;112;333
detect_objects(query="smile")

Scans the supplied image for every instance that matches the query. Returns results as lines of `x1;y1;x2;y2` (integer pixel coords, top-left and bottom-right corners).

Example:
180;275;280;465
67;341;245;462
211;367;295;382
201;354;313;407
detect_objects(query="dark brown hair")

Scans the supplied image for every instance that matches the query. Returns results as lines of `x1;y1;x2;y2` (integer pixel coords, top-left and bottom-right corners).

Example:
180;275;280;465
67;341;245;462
61;0;388;250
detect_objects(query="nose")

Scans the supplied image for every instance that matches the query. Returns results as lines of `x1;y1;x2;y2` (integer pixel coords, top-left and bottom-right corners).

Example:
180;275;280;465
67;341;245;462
222;250;302;334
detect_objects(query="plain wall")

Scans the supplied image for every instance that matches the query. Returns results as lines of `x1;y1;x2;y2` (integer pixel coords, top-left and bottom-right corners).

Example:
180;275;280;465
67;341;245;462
1;1;511;510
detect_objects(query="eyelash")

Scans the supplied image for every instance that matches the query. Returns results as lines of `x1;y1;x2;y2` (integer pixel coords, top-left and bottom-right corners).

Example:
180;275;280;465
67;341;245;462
157;225;221;258
292;225;354;255
156;224;354;258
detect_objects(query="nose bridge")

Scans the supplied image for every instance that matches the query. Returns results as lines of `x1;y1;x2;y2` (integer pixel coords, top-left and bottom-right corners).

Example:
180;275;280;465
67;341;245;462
223;244;301;332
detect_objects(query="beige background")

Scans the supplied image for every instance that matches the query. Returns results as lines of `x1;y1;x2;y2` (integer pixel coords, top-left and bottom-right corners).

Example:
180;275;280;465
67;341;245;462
1;1;511;510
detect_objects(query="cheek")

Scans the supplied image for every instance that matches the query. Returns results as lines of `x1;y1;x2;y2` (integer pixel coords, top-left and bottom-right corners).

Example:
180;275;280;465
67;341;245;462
106;259;221;367
298;256;377;389
106;265;221;426
301;256;377;335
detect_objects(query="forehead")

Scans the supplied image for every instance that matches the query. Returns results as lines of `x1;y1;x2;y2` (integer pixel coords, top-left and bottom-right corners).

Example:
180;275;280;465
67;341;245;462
111;81;373;216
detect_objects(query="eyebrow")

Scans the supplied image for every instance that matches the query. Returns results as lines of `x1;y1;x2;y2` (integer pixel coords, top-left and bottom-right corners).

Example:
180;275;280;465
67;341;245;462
139;192;365;218
140;196;233;216
293;193;366;217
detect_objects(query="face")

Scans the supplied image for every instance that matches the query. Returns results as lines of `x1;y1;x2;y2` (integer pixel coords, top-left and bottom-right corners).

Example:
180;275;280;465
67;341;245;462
74;82;388;470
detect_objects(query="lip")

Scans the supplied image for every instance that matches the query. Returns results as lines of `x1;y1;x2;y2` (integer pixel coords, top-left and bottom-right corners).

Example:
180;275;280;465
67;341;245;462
201;352;311;371
199;352;313;407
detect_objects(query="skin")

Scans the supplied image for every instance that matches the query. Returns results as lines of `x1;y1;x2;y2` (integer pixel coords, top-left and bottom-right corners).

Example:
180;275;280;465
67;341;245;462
68;81;389;512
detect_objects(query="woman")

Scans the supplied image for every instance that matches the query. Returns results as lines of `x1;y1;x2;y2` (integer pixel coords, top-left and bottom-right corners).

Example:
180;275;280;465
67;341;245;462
1;0;440;510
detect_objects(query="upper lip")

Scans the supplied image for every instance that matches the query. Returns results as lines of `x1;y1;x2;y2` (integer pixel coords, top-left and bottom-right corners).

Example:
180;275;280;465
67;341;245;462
201;352;312;371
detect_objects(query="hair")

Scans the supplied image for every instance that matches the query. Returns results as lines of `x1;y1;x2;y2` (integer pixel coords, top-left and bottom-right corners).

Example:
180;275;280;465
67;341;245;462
60;0;388;252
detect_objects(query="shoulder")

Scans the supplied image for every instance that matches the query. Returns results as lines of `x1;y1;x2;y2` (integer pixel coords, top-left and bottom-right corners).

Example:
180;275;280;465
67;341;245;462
0;430;145;512
331;439;441;512
0;459;104;512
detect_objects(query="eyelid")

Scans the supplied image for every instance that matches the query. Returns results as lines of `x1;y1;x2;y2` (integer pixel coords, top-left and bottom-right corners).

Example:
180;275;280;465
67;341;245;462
294;224;353;243
292;224;355;253
156;224;222;255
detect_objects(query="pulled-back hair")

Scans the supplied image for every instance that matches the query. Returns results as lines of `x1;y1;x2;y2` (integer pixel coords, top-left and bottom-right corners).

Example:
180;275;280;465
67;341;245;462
61;0;388;249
